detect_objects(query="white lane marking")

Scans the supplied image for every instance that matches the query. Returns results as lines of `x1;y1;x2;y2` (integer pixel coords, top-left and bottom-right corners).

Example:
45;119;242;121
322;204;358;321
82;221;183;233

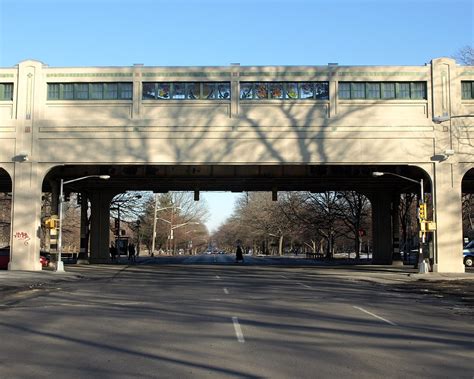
215;275;221;279
297;282;312;289
280;275;288;279
232;317;245;343
353;306;397;326
223;288;229;294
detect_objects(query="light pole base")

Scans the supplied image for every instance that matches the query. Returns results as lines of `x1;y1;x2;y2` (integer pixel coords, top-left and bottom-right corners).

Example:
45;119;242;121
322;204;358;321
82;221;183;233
55;261;65;272
418;260;430;274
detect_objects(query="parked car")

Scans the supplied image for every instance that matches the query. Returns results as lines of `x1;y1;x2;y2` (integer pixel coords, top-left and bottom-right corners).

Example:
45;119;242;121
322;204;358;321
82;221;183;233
0;247;51;269
463;240;474;267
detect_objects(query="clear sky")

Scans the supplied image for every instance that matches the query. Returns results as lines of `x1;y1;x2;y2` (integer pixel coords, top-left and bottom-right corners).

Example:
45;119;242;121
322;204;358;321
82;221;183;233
0;0;472;231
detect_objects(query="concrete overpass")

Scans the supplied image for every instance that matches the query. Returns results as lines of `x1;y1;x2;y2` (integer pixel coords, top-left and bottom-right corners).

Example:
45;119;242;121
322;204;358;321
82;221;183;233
0;58;472;272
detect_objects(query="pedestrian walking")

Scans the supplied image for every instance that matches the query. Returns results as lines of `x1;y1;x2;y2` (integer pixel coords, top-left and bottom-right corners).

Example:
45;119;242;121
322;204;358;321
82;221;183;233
235;244;244;263
128;243;136;263
110;243;117;262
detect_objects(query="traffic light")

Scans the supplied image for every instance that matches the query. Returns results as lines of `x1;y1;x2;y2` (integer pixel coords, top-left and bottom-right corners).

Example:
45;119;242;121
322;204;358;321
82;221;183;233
419;203;427;220
45;216;60;229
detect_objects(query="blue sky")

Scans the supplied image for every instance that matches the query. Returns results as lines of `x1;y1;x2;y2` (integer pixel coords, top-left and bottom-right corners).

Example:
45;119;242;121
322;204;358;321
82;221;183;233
0;0;472;231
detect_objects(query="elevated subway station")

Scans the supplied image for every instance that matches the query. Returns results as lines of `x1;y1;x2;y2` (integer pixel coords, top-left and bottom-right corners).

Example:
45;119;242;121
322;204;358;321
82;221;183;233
0;57;473;271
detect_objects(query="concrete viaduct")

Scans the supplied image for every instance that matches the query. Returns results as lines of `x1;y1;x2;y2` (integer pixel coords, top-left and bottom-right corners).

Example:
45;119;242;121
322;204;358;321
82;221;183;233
0;57;472;272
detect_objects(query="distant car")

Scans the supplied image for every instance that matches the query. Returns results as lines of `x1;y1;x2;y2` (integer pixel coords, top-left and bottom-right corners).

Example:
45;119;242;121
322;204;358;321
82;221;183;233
463;240;474;267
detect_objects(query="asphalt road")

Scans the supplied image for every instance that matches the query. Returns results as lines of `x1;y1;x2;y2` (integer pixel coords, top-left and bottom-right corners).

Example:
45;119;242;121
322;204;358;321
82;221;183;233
0;256;473;378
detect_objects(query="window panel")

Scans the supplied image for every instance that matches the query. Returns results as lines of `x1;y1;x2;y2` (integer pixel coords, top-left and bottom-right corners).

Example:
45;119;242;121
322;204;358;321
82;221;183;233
203;83;216;99
76;83;89;99
300;83;314;99
351;83;365;99
142;83;156;99
314;82;329;100
186;83;200;99
217;83;231;99
119;83;132;99
367;83;381;99
255;83;268;99
156;83;170;99
172;83;186;99
462;81;473;99
397;83;410;99
240;83;253;99
338;82;351;99
285;83;298;99
410;82;425;99
105;83;119;99
91;83;104;99
47;84;60;100
381;83;395;99
63;84;74;100
269;83;283;99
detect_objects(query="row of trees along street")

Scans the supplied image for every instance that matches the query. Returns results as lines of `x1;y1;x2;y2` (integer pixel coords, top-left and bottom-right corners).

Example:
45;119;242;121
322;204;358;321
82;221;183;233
0;189;472;258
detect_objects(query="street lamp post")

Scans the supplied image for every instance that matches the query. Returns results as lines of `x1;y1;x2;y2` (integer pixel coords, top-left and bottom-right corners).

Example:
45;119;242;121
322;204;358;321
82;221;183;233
150;195;182;255
57;175;110;272
372;171;428;273
157;218;200;255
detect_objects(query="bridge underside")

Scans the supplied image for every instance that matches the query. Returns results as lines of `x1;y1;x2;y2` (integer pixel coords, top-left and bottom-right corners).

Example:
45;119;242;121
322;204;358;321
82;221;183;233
40;164;441;194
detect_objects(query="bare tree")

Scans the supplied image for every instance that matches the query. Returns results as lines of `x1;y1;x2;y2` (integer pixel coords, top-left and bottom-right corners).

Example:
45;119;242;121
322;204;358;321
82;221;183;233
453;45;474;65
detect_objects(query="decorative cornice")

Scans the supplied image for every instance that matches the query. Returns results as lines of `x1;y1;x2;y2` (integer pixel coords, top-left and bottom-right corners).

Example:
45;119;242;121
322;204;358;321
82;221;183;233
337;71;425;77
142;72;230;78
460;71;474;76
0;74;14;78
240;71;327;77
46;73;133;78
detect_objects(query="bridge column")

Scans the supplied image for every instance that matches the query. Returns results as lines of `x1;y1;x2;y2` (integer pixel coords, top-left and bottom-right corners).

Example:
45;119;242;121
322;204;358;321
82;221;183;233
77;192;90;264
392;194;402;264
370;191;393;265
9;162;42;270
89;190;115;263
432;163;465;273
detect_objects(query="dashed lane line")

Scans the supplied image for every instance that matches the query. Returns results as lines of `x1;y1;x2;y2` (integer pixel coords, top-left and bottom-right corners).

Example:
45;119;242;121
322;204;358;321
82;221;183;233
223;288;229;295
232;317;245;343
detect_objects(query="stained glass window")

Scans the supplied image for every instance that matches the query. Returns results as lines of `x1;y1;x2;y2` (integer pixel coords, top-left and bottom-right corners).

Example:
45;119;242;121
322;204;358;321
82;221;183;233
240;83;253;99
255;83;268;99
314;82;329;100
186;83;200;99
172;83;186;99
203;83;216;99
269;83;284;99
157;83;170;99
285;83;298;99
217;83;231;99
300;83;314;99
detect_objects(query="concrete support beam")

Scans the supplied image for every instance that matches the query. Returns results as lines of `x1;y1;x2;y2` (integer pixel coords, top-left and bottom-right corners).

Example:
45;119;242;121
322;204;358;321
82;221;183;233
371;192;393;265
9;162;42;270
89;190;115;264
433;163;465;273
